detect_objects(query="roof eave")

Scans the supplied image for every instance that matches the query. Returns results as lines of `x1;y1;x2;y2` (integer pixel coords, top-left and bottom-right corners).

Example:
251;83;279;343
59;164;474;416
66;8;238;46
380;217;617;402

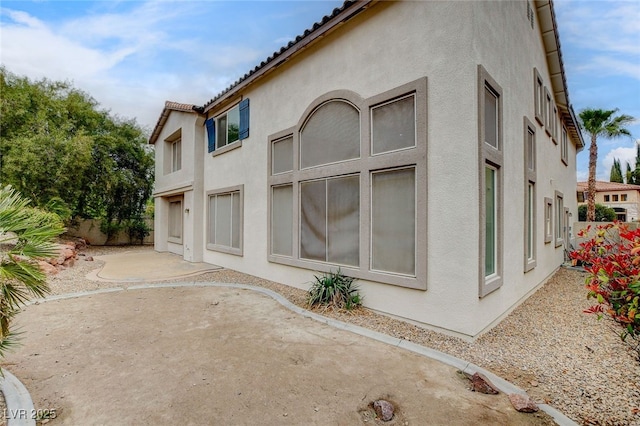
148;102;199;145
535;0;585;150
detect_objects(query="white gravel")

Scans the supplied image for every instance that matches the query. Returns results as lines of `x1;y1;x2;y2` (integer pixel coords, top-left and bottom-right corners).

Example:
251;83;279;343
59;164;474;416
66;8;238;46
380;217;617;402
28;245;640;425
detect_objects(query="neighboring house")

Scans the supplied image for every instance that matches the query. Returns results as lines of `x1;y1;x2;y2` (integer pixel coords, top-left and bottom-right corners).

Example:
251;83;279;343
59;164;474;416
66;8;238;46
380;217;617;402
149;0;584;339
577;181;640;222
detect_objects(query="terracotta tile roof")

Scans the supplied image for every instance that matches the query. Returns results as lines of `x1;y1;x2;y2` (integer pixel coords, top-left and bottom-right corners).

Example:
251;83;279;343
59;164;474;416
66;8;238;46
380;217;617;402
148;101;198;144
577;181;640;192
164;101;198;112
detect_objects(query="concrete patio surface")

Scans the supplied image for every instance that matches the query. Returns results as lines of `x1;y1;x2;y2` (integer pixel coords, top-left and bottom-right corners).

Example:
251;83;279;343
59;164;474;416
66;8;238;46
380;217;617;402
89;251;221;282
5;285;557;425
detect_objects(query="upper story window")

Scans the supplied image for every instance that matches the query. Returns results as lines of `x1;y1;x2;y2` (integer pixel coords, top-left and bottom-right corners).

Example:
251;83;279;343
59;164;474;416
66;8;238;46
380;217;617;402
561;125;568;165
604;195;610;202
171;139;182;172
300;100;360;169
612;194;619;202
484;85;500;150
206;98;250;154
622;194;628;202
163;129;182;175
217;105;240;148
267;78;427;291
534;68;544;126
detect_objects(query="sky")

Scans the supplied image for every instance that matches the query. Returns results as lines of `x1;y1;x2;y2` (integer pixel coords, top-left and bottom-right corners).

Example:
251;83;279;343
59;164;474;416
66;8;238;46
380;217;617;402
1;0;639;181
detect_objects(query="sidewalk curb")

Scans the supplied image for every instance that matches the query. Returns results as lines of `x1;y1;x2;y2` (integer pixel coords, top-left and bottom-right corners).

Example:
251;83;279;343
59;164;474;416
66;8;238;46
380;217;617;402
0;369;36;426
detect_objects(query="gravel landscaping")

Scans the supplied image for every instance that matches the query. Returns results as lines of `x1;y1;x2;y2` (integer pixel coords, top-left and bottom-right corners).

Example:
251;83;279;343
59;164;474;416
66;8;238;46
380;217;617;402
23;245;640;425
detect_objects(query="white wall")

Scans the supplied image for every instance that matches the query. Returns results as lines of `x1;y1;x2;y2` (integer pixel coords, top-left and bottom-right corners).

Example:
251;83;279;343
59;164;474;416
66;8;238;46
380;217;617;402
190;0;577;338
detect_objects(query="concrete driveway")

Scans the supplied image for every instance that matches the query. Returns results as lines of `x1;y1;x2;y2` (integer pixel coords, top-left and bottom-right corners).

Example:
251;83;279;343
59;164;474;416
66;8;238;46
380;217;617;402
4;283;558;425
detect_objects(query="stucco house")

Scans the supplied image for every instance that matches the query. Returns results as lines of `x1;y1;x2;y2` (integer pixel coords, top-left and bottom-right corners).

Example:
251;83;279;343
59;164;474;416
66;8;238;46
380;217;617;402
577;181;640;222
149;0;584;339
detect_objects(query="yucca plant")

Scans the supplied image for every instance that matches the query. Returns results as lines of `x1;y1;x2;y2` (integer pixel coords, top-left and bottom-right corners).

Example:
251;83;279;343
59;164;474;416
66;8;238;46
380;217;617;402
307;268;362;310
0;185;64;358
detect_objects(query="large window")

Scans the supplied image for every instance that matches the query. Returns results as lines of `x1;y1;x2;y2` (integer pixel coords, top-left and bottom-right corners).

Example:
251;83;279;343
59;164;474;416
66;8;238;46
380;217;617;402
207;185;243;255
524;118;537;272
267;79;427;290
478;65;503;296
168;197;182;244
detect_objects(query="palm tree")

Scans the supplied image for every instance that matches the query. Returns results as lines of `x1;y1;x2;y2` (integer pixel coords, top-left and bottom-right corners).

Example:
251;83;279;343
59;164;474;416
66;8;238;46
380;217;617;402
0;185;64;357
578;108;634;221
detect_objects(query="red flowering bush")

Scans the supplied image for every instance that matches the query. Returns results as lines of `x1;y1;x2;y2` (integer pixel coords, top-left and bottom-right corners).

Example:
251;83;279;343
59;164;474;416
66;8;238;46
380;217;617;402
571;223;640;354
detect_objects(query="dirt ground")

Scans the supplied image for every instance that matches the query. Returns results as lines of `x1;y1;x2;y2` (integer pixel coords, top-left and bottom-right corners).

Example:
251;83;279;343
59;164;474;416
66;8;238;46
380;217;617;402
3;286;554;425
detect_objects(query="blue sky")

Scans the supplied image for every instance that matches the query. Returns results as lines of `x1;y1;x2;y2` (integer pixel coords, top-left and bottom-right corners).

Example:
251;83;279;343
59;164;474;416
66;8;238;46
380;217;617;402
1;0;639;181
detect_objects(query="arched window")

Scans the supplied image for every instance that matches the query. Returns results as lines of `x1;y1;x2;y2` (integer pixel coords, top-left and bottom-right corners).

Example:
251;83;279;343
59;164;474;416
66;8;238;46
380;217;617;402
300;100;360;169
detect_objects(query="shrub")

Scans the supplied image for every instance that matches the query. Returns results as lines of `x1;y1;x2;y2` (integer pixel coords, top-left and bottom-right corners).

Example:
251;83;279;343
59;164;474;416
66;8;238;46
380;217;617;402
571;223;640;356
307;269;362;310
578;204;616;222
0;185;64;358
126;217;151;245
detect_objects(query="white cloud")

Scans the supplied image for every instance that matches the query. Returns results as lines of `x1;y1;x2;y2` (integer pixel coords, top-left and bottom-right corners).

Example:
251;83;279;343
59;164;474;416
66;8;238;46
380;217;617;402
600;139;640;180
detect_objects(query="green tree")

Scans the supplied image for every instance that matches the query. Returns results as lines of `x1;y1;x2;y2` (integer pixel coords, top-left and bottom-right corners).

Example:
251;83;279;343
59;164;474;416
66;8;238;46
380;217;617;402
626;162;635;185
0;68;154;231
579;108;634;221
578;204;616;222
610;158;624;183
0;185;64;357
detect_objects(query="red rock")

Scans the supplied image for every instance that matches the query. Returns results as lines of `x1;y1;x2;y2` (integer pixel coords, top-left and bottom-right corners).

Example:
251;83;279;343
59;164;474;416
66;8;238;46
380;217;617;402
372;400;394;422
38;261;58;275
470;372;499;394
508;393;539;413
62;257;75;268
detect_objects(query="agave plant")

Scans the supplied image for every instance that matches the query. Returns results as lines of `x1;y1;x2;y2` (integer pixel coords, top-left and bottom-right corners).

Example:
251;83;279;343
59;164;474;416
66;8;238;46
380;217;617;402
307;268;362;310
0;185;64;357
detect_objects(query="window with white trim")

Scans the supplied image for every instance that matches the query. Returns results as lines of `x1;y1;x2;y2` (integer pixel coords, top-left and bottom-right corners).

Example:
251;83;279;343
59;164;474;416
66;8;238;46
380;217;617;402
561;125;568;165
544;197;553;244
171;139;182;172
205;99;250;154
534;69;544;126
478;65;503;296
267;79;426;290
168;197;182;244
545;87;553;137
555;191;564;247
207;185;243;255
524;118;536;272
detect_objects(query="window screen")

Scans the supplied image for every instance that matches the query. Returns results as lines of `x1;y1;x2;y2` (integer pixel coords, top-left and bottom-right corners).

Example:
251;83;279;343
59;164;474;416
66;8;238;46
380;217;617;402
272;185;293;256
300;175;359;266
371;168;416;275
300;101;360;169
272;137;293;174
372;95;416;154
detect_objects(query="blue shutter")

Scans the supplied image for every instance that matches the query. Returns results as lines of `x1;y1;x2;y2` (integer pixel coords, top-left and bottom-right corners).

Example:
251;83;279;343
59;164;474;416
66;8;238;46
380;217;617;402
205;118;216;152
239;98;250;140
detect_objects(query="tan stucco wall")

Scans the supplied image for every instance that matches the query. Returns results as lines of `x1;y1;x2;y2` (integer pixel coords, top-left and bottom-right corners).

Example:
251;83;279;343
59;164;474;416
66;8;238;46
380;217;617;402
156;1;579;339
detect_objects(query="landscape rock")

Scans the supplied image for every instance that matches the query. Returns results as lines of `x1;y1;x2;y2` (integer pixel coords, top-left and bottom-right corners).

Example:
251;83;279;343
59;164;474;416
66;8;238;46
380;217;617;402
508;393;538;413
38;260;58;275
469;372;499;394
372;399;394;422
85;256;94;262
63;257;75;268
